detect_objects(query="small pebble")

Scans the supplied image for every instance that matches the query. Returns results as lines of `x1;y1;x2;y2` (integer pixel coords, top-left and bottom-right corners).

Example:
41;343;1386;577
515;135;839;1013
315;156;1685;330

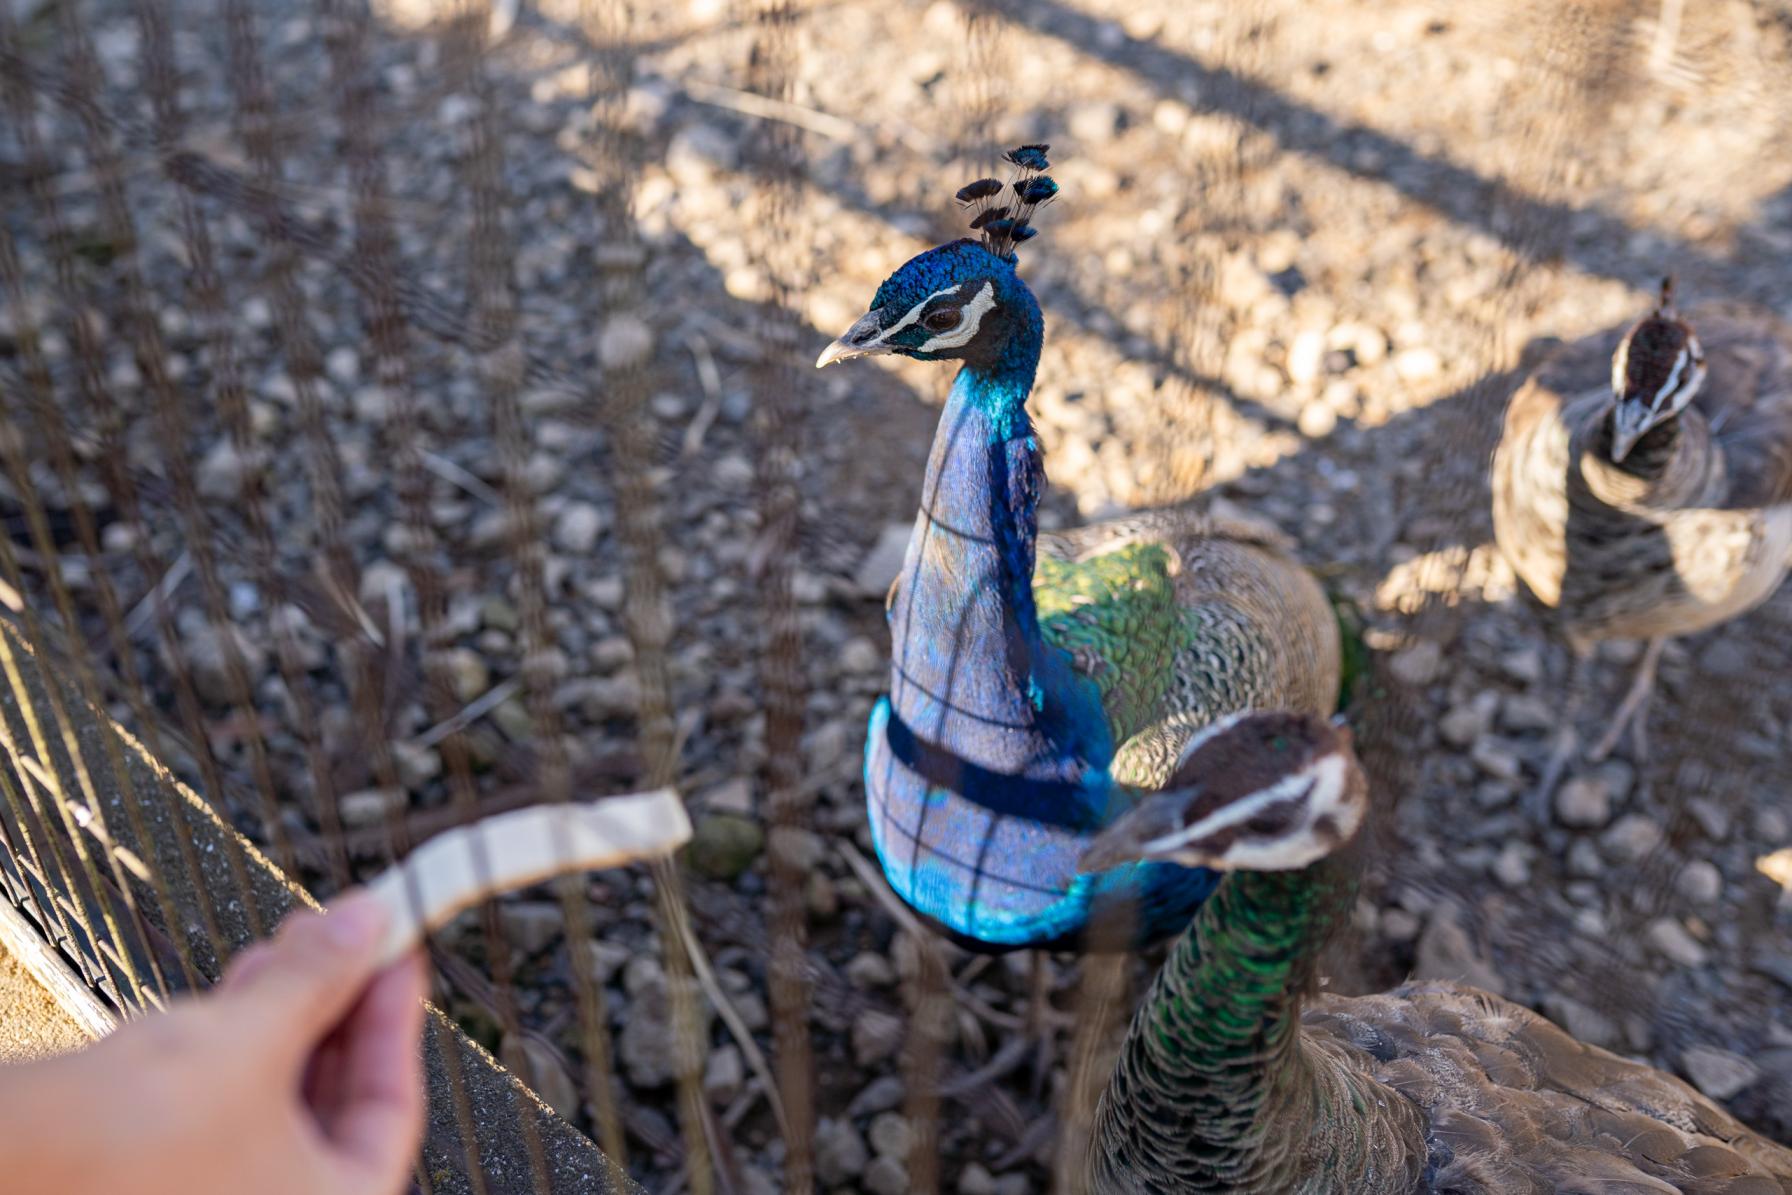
1646;918;1709;968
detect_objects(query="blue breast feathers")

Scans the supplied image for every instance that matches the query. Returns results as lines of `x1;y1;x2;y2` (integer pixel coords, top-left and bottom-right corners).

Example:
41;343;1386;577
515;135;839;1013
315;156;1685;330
864;698;1221;950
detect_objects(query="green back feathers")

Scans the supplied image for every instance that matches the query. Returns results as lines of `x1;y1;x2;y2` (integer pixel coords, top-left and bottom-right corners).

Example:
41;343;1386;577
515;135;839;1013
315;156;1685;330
1035;542;1181;746
1330;592;1372;713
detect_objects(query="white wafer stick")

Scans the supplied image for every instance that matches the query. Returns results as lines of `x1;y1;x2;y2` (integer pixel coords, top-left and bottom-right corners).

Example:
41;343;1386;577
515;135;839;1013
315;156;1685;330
361;788;691;966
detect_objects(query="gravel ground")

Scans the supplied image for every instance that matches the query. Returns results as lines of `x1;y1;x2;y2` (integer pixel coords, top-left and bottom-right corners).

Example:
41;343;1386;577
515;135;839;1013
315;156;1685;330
0;941;90;1064
3;0;1792;1189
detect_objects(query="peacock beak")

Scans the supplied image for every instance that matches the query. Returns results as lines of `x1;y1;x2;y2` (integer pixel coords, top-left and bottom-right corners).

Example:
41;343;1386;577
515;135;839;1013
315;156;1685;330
815;310;895;368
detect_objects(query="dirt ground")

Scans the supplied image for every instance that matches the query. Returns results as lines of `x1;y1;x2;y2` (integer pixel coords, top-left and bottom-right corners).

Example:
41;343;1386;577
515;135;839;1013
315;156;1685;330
0;941;91;1065
4;0;1792;1190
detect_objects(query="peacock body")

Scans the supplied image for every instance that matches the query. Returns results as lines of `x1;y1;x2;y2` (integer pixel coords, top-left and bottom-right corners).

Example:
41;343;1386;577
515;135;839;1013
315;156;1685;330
818;148;1339;951
1081;712;1792;1195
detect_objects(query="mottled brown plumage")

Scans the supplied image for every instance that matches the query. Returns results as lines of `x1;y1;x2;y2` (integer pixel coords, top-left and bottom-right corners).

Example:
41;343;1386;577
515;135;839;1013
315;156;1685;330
1494;297;1792;643
1084;715;1792;1194
1039;507;1342;789
1491;291;1792;773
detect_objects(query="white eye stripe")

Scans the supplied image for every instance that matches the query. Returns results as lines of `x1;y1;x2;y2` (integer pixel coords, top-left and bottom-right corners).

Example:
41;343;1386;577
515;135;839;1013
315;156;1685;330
869;284;969;349
918;281;997;353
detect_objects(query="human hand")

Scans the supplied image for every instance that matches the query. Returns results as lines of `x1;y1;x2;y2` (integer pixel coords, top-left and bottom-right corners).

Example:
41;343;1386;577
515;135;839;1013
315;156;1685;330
2;890;428;1195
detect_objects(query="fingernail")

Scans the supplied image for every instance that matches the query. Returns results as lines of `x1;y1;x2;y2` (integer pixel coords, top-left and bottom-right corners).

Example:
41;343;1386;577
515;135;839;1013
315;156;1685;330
325;890;389;950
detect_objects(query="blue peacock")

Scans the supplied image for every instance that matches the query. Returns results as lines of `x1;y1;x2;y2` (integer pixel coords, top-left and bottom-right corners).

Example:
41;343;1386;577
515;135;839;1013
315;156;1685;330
816;146;1341;953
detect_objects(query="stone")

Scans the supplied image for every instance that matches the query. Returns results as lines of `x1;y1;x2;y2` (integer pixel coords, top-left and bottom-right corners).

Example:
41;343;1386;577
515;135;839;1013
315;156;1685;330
854;522;912;598
1646;917;1709;968
480;596;521;633
1438;701;1487;749
1499;693;1555;733
806;872;839;918
1287;329;1327;385
686;813;764;880
1602;814;1664;863
501;1035;579;1119
699;777;755;816
1677;860;1722;905
958;1164;997;1195
1297;401;1337;438
1590;759;1635;804
845;951;897;989
814;1117;868;1186
1542;992;1619;1048
552;501;606;554
1415;907;1504;995
1067;100;1121;142
841;635;883;675
1499;646;1546;685
583;940;632;985
499;901;563;956
618;971;710;1089
665;122;739;183
848;1074;905;1117
598;315;654;370
1393;346;1442;381
768;825;827;871
1388;641;1443;687
867;1111;912;1158
703;1043;745;1104
1470;736;1523;782
1555;776;1612;829
338;787;405;828
1491;842;1530;888
865;1156;910;1195
1681;1044;1760;1100
853;1008;904;1067
182;622;267;705
196;440;253;501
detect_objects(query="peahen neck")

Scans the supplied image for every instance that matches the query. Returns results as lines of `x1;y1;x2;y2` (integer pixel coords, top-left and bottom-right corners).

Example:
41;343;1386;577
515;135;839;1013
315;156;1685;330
885;288;1113;787
1586;404;1715;508
1089;854;1425;1194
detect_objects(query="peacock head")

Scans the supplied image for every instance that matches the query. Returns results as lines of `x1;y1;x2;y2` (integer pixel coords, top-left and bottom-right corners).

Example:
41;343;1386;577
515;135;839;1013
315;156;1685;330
816;145;1058;371
1077;711;1366;875
1609;276;1707;463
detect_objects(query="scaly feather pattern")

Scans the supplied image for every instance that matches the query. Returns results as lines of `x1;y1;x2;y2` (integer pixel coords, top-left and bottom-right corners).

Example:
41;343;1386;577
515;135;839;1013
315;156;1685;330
1086;715;1792;1194
1493;297;1792;647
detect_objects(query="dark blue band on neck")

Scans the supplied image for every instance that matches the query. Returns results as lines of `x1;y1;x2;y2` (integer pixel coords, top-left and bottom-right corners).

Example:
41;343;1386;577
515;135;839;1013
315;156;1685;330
883;706;1101;832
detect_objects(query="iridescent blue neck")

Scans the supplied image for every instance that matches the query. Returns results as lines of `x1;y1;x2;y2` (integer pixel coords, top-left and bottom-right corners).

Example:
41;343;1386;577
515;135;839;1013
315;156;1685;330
885;294;1112;784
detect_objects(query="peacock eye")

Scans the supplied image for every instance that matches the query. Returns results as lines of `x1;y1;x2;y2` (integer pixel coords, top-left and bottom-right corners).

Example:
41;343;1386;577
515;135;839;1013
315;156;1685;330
923;308;960;333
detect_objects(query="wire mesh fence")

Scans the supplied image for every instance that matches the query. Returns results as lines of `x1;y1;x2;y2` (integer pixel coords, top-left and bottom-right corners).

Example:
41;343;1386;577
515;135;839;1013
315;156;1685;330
2;0;1790;1192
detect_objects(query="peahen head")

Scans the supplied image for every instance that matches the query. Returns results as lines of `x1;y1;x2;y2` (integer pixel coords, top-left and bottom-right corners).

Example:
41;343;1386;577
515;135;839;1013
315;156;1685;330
1609;276;1707;463
1078;711;1366;875
816;145;1058;371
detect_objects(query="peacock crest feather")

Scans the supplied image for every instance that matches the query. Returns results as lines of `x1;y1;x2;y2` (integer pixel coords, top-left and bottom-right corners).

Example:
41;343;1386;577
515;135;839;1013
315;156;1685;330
955;143;1059;262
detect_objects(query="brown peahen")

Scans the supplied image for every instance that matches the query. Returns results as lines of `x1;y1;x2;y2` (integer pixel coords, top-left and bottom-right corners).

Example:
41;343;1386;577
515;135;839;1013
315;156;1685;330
1078;710;1792;1194
1491;278;1792;803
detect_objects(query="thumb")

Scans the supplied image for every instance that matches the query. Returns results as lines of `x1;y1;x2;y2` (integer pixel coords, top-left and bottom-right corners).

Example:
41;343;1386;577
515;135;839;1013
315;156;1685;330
220;890;393;1063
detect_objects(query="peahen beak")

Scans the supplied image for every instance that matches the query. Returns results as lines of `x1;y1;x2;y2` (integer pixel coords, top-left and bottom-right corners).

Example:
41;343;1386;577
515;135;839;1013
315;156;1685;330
1609;398;1650;463
816;310;895;368
1077;791;1199;874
